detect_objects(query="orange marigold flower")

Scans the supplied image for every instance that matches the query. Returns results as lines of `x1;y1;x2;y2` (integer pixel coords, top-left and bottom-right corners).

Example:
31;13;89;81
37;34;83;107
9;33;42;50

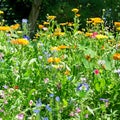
10;24;20;30
76;14;81;17
54;57;61;63
71;8;79;13
47;57;54;63
64;70;70;75
114;22;120;27
113;53;120;60
38;24;44;29
58;45;69;49
50;46;60;51
43;21;50;25
11;38;29;45
0;26;10;31
85;32;92;37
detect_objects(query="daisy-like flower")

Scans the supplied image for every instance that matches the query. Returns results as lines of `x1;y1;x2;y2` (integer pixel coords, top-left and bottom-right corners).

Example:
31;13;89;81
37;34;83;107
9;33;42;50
11;38;29;45
113;53;120;60
71;8;79;13
0;26;10;31
47;15;56;20
96;34;108;39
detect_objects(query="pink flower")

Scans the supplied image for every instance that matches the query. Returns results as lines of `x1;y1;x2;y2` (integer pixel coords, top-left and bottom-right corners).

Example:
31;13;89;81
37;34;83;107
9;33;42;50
69;111;75;116
29;100;33;106
44;78;49;84
91;32;98;38
16;113;24;120
94;69;99;75
75;108;81;113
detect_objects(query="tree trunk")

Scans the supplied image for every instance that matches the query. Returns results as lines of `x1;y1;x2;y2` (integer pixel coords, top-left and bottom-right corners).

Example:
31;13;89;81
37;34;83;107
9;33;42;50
28;0;42;38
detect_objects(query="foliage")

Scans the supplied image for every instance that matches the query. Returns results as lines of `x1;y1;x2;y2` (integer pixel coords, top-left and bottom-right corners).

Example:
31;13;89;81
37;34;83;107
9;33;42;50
0;7;120;119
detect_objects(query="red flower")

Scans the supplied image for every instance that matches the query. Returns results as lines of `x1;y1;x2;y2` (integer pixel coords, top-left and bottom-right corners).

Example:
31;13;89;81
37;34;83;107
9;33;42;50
94;69;99;75
91;32;98;38
14;86;19;89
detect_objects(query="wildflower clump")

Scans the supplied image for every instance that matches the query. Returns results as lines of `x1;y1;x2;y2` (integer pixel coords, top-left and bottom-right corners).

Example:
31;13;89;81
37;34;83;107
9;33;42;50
11;38;29;45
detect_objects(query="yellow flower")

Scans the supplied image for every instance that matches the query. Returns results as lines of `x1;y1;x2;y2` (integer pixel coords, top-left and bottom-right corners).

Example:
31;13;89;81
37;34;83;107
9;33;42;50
10;24;20;30
67;22;73;26
96;34;108;39
64;70;70;75
43;21;50;25
47;57;54;63
0;26;10;31
47;15;56;20
47;57;61;63
116;27;120;31
60;22;68;26
90;17;104;24
38;24;44;29
76;14;81;17
54;57;61;63
85;32;92;37
53;32;65;36
71;8;79;13
114;22;120;27
113;53;120;60
50;46;60;51
0;10;4;14
11;38;29;45
58;45;69;49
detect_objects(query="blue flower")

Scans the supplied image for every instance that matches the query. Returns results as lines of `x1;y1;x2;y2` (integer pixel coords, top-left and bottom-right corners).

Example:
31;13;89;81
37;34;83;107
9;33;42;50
23;35;30;40
33;109;40;114
49;93;54;98
22;19;28;23
77;83;89;91
42;117;49;120
55;96;60;102
36;98;42;107
46;104;52;112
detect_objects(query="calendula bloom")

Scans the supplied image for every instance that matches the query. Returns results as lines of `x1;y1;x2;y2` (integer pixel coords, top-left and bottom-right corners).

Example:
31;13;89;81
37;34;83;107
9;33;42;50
0;10;4;14
50;46;60;51
43;21;50;25
54;57;61;63
85;32;92;37
10;24;20;30
11;38;29;45
47;15;56;20
58;45;69;49
64;70;70;75
53;31;65;36
114;22;120;27
90;17;104;24
47;57;54;63
76;14;81;17
71;8;79;13
38;24;44;29
0;26;10;31
116;27;120;31
67;22;73;26
96;34;108;39
113;53;120;60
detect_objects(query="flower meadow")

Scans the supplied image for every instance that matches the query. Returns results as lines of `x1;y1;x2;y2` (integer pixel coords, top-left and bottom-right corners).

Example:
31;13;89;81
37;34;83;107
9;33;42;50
0;8;120;120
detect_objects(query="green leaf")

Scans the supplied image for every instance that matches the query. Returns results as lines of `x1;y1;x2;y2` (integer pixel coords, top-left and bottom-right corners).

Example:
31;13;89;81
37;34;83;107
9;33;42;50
95;83;100;92
87;106;94;116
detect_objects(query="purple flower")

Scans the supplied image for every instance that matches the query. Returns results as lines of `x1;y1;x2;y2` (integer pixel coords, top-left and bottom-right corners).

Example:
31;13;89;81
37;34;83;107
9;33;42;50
55;96;60;102
99;98;109;102
77;83;89;91
3;85;8;89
